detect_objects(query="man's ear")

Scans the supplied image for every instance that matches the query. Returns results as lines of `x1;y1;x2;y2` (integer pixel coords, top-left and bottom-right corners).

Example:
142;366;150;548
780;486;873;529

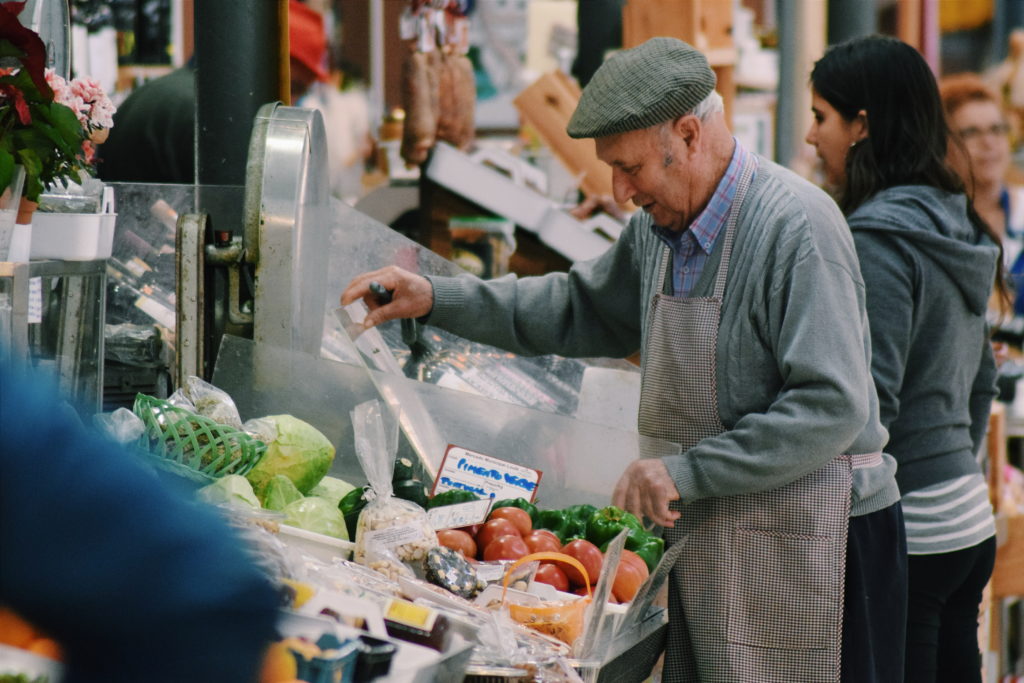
675;114;701;151
853;109;869;142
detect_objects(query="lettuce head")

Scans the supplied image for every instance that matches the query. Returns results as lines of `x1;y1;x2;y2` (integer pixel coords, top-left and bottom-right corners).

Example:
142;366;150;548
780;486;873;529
261;474;304;511
245;414;335;495
281;497;348;540
197;474;260;509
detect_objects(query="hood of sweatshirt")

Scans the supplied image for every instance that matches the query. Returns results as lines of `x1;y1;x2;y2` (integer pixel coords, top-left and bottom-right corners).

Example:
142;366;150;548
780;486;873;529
846;185;998;316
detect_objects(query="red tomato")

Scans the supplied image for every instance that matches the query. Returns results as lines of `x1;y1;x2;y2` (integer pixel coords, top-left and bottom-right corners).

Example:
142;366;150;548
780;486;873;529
483;534;530;562
573;584;592;597
534;563;569;592
457;524;481;537
619;550;650;581
523;530;562;555
560;539;603;587
529;529;560;546
436;529;477;560
475;518;520;557
488;507;533;536
611;560;645;602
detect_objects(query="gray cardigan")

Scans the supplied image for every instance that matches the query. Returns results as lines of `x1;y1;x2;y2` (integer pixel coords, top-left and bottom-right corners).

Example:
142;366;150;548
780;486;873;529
426;158;900;517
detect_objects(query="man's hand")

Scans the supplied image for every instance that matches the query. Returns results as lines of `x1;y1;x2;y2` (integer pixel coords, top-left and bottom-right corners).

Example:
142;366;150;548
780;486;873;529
341;265;434;329
612;459;682;528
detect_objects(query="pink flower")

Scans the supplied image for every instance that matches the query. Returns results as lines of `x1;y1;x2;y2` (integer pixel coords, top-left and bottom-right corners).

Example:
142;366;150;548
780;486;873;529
44;68;116;130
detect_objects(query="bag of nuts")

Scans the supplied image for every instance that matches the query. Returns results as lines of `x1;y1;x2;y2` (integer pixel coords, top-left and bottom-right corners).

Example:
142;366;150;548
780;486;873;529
350;400;438;581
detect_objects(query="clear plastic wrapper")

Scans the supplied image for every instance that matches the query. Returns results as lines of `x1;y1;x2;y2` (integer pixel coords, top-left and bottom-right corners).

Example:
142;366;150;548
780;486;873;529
213;503;303;582
305;559;402;603
38;176;105;213
93;406;145;444
181;375;243;428
103;322;165;366
351;399;439;581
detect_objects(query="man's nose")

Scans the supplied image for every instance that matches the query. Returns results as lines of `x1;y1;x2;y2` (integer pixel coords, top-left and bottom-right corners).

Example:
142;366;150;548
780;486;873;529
612;169;635;204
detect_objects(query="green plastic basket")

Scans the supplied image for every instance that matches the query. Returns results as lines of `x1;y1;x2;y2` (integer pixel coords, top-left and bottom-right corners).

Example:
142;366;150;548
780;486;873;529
132;393;267;479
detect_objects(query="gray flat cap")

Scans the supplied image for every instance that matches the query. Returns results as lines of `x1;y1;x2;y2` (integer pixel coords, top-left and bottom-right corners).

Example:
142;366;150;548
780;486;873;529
567;37;716;139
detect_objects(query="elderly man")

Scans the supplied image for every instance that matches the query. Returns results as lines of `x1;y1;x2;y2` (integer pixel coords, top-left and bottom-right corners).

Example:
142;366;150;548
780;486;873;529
342;38;906;681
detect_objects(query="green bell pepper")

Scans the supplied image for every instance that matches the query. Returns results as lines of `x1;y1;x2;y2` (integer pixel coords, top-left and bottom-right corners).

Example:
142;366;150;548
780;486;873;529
428;489;479;509
490;497;538;522
585;505;645;548
338;485;370;540
633;535;665;573
565;504;598;524
534;508;570;543
564;504;596;540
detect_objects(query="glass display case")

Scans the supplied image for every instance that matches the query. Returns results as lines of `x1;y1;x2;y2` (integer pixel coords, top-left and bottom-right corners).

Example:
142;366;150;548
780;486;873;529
0;259;106;413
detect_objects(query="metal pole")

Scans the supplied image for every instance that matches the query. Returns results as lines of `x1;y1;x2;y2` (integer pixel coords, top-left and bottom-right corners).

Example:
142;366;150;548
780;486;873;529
195;0;285;186
776;0;826;171
776;0;798;167
827;0;876;46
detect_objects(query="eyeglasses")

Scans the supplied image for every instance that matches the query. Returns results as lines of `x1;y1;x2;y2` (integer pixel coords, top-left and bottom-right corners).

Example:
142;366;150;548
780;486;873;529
958;122;1011;141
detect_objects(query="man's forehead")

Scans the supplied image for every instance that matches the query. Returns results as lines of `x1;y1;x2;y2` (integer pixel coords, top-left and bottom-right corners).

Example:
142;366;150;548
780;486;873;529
596;128;653;165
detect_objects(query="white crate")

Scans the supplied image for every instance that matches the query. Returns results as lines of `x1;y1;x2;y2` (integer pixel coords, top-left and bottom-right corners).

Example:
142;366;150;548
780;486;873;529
30;211;116;261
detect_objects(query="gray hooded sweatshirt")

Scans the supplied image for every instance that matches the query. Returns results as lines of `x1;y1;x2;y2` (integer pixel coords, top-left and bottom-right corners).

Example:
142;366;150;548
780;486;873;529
847;185;999;494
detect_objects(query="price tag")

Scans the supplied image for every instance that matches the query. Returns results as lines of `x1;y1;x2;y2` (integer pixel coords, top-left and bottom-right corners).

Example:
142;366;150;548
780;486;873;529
363;522;426;549
27;277;41;324
431;445;542;502
426;498;492;530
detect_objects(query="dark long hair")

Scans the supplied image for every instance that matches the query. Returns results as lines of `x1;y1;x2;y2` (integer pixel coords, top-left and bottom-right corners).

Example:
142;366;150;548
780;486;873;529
810;34;1007;301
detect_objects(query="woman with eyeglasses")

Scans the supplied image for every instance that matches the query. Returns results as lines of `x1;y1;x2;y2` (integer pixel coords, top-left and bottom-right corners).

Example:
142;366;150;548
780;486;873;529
941;73;1024;313
807;36;1005;682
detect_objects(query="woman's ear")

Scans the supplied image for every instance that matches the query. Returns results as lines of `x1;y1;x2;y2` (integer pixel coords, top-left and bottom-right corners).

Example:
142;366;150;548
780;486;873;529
853;109;869;142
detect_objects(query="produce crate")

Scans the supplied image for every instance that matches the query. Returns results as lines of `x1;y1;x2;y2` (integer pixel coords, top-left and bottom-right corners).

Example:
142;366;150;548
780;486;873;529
132;393;267;479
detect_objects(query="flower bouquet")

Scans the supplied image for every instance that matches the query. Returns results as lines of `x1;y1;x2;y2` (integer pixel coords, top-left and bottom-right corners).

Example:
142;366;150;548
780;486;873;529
0;0;115;206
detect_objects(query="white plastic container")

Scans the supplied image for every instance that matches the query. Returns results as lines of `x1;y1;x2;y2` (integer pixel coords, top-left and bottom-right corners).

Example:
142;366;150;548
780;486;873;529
30;186;116;261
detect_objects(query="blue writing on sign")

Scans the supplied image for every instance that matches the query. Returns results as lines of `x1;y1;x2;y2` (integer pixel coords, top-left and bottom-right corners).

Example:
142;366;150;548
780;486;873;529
457;457;501;481
439;476;487;497
503;473;536;492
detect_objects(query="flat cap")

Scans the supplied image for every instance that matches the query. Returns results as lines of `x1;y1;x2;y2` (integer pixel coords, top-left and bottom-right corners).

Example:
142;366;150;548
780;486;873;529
567;37;716;139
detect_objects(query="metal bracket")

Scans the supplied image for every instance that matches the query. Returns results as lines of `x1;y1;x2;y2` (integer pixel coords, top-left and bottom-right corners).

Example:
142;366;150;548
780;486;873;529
176;213;206;388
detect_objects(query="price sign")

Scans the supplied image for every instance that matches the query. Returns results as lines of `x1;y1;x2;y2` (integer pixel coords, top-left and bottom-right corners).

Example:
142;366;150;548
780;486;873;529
426;498;493;530
431;445;542;502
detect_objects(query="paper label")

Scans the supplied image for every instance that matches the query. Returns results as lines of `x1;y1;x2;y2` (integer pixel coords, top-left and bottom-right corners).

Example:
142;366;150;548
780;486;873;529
27;277;41;324
364;522;426;550
432;445;542;501
385;598;436;631
473;563;507;583
426;498;492;530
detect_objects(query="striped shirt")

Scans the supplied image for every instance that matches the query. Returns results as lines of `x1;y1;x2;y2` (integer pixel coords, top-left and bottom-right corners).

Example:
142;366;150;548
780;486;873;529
901;473;996;555
654;140;755;296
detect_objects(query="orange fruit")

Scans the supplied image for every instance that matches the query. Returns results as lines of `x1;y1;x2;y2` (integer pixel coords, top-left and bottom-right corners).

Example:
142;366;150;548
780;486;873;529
258;639;299;683
26;637;62;661
0;608;37;649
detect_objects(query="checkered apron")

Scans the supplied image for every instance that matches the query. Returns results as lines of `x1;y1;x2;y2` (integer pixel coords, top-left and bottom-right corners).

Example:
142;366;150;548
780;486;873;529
638;157;854;682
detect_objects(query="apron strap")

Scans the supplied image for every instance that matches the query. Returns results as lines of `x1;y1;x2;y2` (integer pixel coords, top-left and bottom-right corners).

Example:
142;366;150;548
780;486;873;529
848;451;883;470
711;156;757;300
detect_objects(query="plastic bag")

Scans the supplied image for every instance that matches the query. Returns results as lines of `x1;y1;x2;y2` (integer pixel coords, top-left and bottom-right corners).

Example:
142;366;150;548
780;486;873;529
93;407;146;444
502;552;592;647
351;400;438;580
182;375;243;428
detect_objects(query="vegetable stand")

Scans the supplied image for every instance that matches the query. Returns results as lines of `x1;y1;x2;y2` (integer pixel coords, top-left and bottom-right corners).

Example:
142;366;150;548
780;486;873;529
20;97;680;681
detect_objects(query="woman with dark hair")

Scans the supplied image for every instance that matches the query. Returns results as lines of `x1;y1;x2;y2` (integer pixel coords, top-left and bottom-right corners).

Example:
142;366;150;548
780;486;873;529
807;35;1002;683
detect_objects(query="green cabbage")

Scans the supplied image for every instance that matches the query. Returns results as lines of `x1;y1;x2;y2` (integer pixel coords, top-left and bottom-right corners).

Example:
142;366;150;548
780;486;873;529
281;497;348;540
308;475;357;508
197;474;260;509
261;474;303;511
245;415;335;495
